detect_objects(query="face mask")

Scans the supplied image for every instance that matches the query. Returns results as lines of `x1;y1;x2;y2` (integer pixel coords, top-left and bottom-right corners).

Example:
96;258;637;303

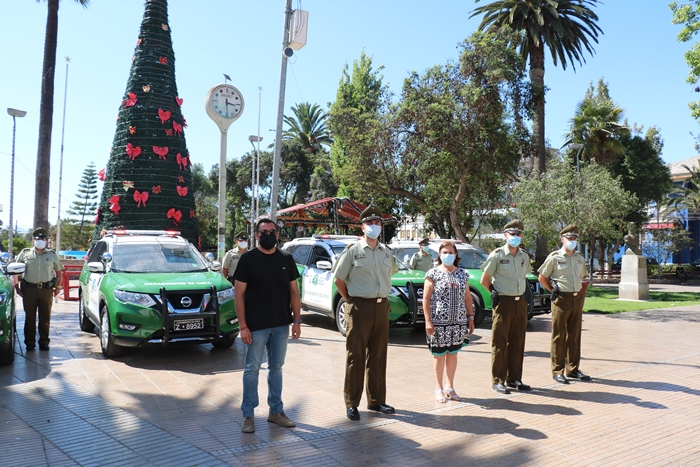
420;245;427;252
565;240;578;251
364;224;381;239
506;236;521;248
441;253;456;266
258;234;277;249
34;239;47;249
238;241;248;250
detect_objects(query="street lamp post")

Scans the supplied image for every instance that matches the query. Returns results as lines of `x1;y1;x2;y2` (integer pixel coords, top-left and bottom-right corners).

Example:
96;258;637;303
56;56;71;256
7;108;27;258
248;135;263;243
569;143;584;173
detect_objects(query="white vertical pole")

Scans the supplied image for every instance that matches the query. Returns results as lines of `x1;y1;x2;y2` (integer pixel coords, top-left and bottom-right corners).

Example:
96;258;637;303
56;57;70;254
218;129;228;260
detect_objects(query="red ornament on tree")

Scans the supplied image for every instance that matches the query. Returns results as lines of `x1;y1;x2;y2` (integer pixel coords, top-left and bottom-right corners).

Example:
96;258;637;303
126;143;142;160
172;121;182;136
109;195;121;215
158;108;171;124
122;93;137;107
167;208;182;224
98;168;106;181
175;96;183;106
153;146;169;159
158;57;168;65
176;186;188;197
134;190;149;207
176;153;188;170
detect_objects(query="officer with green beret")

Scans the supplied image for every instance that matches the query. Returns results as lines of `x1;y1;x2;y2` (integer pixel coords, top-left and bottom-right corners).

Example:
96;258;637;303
480;220;532;394
409;237;434;272
15;227;64;351
538;224;591;384
222;231;249;283
334;205;398;421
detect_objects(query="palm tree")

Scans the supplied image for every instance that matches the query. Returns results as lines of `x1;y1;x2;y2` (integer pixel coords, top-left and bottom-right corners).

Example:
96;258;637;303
565;96;629;166
667;164;700;223
471;0;603;174
282;102;333;153
34;0;90;230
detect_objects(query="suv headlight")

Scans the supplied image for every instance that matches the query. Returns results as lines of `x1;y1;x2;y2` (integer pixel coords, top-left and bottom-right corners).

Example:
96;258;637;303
114;290;157;308
0;292;7;306
217;287;235;304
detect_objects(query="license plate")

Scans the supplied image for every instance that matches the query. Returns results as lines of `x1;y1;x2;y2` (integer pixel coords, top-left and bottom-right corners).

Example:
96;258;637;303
533;299;541;307
174;318;203;331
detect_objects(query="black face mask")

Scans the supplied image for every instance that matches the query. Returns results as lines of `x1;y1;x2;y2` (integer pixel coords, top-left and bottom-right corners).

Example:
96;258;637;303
259;234;277;249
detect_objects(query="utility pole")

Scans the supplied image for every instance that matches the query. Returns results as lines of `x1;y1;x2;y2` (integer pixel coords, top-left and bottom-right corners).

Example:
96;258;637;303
56;56;70;254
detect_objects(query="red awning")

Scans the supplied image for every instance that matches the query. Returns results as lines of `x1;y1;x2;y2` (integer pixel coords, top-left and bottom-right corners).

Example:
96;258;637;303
644;223;676;230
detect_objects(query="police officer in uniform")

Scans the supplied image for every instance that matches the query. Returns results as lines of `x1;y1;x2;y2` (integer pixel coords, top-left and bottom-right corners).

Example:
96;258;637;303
480;220;532;394
538;224;591;384
409;237;433;272
15;228;64;351
334;206;398;421
222;232;249;283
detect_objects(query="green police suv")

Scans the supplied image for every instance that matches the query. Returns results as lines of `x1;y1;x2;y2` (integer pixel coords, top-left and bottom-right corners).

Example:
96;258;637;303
281;235;426;336
78;230;238;358
391;239;551;326
0;252;26;365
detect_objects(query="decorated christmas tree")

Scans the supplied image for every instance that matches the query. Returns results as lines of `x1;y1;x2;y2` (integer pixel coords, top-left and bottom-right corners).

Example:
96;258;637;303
93;0;198;245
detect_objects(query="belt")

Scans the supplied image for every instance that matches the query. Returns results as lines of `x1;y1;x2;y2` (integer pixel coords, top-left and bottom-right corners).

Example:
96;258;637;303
22;280;54;289
350;296;387;303
500;294;524;301
559;291;581;296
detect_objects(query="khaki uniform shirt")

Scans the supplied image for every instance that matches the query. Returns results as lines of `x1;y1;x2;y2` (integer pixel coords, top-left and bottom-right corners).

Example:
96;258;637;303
16;248;64;284
334;238;398;299
222;247;244;278
409;251;433;272
538;248;589;292
481;244;531;296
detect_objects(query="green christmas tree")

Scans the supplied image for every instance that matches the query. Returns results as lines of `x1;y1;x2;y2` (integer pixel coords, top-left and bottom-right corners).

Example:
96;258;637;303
93;0;198;245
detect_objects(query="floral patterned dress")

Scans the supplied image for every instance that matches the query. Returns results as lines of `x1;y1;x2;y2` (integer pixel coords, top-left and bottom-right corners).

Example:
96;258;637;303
425;266;470;355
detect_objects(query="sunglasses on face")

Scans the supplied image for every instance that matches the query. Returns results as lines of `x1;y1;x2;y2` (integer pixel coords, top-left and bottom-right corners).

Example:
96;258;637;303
257;229;278;236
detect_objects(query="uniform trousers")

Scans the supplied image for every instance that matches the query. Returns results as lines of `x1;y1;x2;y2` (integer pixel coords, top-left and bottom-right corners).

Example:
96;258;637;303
550;292;585;375
21;285;54;347
344;297;389;408
491;295;527;385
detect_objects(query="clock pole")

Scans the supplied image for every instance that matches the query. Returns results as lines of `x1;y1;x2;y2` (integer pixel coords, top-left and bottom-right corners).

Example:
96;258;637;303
217;127;228;260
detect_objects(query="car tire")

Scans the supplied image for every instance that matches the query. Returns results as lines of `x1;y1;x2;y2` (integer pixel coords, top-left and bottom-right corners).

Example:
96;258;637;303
100;304;123;358
78;292;95;333
211;334;236;349
335;297;348;337
0;316;15;365
471;291;485;326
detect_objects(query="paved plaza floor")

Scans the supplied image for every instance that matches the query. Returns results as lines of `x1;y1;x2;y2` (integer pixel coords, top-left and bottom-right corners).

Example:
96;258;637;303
2;286;700;466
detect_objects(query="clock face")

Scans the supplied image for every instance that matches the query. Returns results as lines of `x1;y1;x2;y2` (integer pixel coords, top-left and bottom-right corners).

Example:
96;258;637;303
211;86;242;119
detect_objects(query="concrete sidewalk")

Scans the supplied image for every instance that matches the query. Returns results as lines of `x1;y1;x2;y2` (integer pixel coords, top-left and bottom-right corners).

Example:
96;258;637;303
2;296;700;466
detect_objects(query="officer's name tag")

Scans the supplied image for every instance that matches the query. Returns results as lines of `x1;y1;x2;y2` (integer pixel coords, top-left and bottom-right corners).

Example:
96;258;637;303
354;254;366;260
557;260;566;265
500;259;509;264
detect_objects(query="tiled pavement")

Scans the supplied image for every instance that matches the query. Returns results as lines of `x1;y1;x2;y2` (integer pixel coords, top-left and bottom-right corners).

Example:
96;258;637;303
2;287;700;466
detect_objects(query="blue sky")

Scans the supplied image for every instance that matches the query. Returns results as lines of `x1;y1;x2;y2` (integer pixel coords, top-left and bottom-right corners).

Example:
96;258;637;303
0;0;697;233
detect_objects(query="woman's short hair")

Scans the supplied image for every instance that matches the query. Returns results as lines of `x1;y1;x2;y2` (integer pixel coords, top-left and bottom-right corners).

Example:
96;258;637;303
436;240;460;266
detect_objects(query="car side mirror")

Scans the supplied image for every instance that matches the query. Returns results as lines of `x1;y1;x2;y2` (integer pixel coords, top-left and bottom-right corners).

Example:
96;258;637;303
101;252;113;264
0;252;10;265
88;262;106;274
205;252;215;262
316;260;332;270
209;260;222;272
5;262;26;275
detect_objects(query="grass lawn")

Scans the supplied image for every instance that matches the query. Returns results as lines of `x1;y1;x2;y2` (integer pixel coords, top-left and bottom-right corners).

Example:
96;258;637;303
583;287;700;314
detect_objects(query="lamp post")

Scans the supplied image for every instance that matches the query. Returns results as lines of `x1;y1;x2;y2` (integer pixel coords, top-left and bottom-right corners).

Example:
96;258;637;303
248;135;263;243
569;143;584;172
7;108;27;258
56;56;71;256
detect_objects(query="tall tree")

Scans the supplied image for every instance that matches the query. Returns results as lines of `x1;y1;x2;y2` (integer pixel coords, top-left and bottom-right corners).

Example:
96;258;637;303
671;0;700;125
65;162;99;240
34;0;90;230
93;0;198;244
472;0;603;174
282;102;333;153
666;164;700;224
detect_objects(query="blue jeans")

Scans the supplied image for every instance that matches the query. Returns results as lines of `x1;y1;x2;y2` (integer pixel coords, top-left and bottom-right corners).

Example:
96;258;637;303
241;325;289;417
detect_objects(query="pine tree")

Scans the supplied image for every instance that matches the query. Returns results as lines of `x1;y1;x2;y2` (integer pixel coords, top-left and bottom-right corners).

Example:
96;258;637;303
93;0;198;244
66;162;99;240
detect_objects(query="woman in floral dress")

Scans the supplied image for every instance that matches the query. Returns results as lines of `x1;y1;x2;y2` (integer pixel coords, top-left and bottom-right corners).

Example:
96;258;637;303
422;241;475;402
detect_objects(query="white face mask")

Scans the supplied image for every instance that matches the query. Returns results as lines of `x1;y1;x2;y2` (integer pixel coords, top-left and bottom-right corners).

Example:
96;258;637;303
34;239;47;249
238;241;248;250
364;224;381;239
565;240;578;251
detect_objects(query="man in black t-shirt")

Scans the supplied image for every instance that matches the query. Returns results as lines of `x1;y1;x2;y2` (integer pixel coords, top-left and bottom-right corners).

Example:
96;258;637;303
234;218;301;434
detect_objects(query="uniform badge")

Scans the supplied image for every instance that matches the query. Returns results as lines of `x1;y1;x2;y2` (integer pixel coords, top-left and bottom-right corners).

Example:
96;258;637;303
500;259;510;264
354;253;366;260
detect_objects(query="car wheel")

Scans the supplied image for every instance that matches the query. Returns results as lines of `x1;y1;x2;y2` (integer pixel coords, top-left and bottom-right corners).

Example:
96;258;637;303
335;297;348;337
0;316;15;366
100;304;123;358
78;293;95;333
471;292;485;326
211;334;236;349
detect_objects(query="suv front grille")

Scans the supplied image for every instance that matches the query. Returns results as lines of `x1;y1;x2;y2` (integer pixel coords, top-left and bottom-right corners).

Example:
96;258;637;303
164;292;211;314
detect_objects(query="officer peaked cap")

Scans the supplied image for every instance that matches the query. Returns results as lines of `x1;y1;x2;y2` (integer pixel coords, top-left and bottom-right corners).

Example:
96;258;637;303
503;219;524;233
32;227;48;238
360;206;383;223
560;224;580;237
418;237;430;246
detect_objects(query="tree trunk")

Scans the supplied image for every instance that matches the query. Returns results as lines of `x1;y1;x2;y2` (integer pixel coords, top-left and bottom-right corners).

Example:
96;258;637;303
34;0;59;230
530;43;548;267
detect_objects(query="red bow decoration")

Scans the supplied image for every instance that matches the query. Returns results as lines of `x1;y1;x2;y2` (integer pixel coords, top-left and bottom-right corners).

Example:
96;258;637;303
158;108;171;124
126;143;142;160
175;96;183;106
176;153;188;170
122;93;137;107
176;186;188;197
158;57;168;65
178;175;185;183
133;190;149;207
98;168;106;181
165;129;173;136
190;209;196;218
109;195;121;215
172;121;183;136
152;185;162;194
129;125;137;134
167;208;182;224
137;38;142;46
153;146;169;159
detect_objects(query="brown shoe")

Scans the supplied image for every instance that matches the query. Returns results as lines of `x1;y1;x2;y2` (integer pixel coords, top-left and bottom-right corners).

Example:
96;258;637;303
241;416;255;433
267;411;295;427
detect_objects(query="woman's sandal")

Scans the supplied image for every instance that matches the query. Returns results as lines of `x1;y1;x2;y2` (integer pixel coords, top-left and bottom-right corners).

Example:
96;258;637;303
445;388;461;401
435;388;447;403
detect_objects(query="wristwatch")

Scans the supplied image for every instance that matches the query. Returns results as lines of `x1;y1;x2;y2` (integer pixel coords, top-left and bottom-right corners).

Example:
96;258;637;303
292;318;302;324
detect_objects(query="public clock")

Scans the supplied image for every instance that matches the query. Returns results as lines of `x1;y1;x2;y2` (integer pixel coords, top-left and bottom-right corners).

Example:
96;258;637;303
205;84;244;129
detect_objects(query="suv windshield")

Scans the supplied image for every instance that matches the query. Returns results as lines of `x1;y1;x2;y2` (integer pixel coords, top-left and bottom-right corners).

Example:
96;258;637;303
394;245;488;270
111;242;208;273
